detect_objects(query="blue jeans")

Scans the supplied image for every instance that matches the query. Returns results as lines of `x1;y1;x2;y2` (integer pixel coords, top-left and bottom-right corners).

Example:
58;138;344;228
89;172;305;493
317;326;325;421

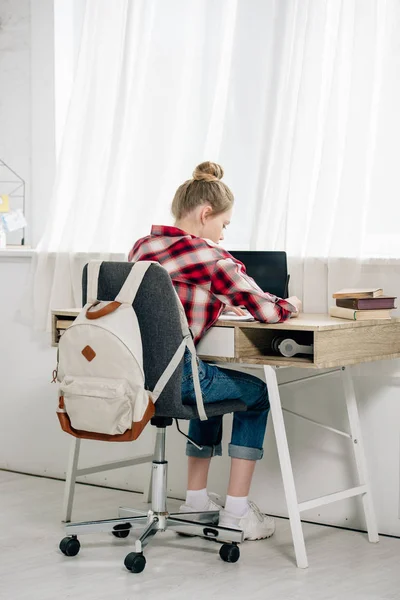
181;349;269;461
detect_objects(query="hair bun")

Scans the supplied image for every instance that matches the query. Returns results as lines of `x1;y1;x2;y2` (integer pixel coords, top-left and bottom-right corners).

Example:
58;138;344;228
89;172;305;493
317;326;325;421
192;161;224;182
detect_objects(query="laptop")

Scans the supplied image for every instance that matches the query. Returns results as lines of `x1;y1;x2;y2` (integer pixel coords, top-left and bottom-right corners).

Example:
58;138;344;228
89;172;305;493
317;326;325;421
228;250;289;299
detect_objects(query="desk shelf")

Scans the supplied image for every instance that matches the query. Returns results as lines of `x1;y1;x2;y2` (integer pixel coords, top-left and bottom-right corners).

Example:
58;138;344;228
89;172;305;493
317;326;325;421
199;316;400;369
235;326;314;366
51;309;80;347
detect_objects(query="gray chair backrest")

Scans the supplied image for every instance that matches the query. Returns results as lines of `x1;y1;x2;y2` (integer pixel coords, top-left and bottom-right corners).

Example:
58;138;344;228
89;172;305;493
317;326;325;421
82;262;245;420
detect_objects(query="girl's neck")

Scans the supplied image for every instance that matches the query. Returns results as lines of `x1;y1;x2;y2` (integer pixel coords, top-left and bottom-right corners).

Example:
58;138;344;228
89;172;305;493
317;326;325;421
174;219;201;238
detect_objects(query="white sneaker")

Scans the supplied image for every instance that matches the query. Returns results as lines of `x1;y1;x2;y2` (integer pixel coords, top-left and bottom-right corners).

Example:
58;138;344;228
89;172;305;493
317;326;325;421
219;501;275;541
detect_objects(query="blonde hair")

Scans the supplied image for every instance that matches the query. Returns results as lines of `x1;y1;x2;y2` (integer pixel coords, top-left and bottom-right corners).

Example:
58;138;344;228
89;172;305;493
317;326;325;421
171;161;234;221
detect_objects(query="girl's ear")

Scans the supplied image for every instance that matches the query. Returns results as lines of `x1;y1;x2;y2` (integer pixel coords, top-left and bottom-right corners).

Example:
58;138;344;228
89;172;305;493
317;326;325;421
200;204;213;225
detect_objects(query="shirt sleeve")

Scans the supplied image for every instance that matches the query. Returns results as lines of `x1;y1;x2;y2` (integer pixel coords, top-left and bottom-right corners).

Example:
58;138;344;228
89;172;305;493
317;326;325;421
128;238;145;262
210;258;296;323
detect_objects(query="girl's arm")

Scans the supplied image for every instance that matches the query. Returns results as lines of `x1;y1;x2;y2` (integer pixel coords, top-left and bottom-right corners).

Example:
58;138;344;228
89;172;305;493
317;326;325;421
211;258;297;323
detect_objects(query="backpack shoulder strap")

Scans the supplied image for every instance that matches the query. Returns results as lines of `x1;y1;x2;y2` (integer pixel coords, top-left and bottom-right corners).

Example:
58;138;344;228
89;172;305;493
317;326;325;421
185;335;207;421
151;337;187;402
87;260;103;304
171;289;207;421
150;333;207;422
115;261;153;305
146;283;207;421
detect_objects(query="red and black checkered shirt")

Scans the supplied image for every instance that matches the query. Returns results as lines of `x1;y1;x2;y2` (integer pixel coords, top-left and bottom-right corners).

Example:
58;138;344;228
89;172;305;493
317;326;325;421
129;225;295;343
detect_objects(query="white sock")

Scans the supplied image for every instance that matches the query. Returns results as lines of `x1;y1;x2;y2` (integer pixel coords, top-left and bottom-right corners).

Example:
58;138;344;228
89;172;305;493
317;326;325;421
224;495;249;518
185;488;209;510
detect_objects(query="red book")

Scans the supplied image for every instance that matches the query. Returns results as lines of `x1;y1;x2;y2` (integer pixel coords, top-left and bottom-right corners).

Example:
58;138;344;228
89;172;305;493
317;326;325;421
336;296;396;310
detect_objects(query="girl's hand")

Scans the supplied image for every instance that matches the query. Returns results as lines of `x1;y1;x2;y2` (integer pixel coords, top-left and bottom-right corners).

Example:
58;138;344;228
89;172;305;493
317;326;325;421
286;296;302;317
223;305;247;316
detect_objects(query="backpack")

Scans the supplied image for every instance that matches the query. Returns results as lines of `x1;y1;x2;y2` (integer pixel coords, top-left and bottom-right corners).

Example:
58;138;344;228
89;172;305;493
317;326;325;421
56;260;206;442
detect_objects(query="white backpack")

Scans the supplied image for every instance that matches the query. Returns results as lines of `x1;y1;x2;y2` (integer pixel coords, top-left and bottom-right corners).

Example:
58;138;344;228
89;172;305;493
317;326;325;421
56;261;206;442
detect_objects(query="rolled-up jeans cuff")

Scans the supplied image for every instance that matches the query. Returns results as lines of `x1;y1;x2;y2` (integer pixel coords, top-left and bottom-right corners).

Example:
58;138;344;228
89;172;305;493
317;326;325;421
185;441;222;458
228;443;264;461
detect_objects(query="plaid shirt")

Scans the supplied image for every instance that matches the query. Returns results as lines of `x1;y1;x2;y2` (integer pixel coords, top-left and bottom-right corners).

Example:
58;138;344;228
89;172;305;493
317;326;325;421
129;225;295;343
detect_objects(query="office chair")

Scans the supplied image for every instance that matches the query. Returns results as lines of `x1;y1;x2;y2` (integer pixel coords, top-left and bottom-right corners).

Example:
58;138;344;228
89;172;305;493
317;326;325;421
59;262;246;573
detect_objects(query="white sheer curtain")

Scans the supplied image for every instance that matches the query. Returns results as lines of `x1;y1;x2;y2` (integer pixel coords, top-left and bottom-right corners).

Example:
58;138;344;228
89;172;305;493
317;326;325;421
32;0;400;330
246;0;400;314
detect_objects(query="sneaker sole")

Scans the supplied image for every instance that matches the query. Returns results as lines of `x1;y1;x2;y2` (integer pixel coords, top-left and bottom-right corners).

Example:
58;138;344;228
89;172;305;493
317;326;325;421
245;530;275;541
219;521;275;541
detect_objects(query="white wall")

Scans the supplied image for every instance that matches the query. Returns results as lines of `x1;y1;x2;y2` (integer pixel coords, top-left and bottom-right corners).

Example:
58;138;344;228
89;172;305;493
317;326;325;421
1;256;400;537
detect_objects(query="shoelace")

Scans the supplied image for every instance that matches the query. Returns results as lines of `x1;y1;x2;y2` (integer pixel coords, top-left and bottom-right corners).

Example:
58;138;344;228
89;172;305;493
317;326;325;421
248;500;265;522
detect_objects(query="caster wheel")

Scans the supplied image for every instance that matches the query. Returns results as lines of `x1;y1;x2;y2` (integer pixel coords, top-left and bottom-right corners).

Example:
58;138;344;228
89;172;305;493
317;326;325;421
124;552;146;573
59;536;80;557
112;523;132;538
219;543;240;563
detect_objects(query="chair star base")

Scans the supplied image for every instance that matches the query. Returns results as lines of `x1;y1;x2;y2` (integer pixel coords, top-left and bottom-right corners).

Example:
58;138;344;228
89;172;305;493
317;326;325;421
59;427;244;572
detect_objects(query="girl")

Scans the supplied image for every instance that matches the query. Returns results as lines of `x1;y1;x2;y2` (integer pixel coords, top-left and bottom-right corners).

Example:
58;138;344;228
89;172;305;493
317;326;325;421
129;161;301;540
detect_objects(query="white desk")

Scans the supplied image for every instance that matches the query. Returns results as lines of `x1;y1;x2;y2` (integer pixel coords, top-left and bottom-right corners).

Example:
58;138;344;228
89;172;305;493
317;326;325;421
52;310;400;568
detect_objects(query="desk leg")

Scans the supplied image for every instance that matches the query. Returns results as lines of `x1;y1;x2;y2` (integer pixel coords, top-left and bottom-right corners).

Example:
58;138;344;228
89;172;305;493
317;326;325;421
341;367;379;543
264;365;308;569
62;437;81;523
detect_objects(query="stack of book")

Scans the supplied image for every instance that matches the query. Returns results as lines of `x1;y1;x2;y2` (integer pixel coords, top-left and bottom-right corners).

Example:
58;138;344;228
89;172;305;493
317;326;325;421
329;288;396;321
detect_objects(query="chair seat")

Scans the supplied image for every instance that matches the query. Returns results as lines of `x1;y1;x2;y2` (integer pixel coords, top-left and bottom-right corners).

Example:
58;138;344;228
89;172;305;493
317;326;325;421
155;398;246;420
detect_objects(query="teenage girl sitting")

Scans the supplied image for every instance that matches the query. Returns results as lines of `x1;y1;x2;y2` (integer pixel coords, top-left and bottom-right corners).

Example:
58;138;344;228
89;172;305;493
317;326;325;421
129;161;301;540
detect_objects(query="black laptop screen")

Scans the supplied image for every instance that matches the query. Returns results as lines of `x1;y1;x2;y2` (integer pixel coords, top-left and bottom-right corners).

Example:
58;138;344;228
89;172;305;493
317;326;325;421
228;250;289;299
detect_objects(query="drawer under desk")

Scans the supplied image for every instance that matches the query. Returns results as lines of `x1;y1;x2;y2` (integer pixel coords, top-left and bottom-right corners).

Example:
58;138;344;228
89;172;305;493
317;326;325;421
197;326;315;367
197;319;400;369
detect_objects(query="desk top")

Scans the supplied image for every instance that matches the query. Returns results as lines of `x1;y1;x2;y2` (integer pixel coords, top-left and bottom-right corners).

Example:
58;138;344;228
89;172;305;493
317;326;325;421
51;309;400;368
217;312;400;332
53;308;400;331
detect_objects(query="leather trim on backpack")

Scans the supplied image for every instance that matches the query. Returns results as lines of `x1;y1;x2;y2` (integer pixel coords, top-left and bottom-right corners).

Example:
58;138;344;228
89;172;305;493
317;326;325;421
86;300;122;320
81;345;96;362
132;398;157;439
57;395;155;442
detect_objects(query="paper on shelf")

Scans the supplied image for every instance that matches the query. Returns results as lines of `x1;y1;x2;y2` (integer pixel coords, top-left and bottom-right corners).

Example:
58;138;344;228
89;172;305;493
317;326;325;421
1;209;27;232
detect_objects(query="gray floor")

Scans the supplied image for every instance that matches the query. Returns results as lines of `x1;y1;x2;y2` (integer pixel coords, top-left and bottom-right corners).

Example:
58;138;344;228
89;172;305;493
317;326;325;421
1;470;399;600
